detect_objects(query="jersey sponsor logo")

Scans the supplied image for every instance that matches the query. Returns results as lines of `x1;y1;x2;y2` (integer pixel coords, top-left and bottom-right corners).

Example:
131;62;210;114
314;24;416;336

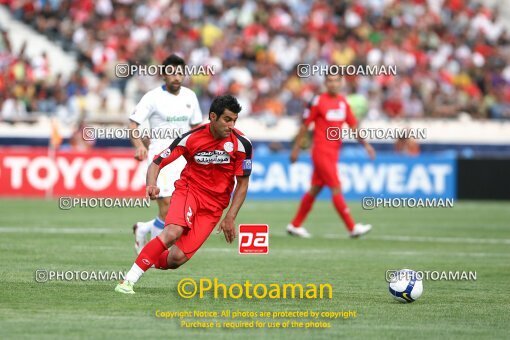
194;150;231;165
242;159;252;170
166;115;189;122
239;224;269;254
223;142;234;152
325;102;346;121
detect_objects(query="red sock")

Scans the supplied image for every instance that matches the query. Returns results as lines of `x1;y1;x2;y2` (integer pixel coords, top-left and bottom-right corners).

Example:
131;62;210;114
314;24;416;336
332;194;355;231
135;237;167;271
155;250;169;270
291;193;316;227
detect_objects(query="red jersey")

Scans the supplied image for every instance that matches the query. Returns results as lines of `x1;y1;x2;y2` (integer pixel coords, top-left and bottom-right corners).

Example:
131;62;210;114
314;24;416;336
154;124;253;210
303;93;357;159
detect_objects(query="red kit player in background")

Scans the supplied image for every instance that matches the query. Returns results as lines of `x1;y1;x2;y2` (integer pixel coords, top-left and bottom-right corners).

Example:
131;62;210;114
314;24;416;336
286;73;376;238
116;95;252;294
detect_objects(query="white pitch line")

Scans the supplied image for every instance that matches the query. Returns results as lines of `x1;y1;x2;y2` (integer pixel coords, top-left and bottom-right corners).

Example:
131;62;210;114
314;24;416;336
321;234;510;245
372;235;510;245
201;248;233;253
201;248;510;257
386;251;510;258
272;231;510;245
0;227;118;234
1;227;509;245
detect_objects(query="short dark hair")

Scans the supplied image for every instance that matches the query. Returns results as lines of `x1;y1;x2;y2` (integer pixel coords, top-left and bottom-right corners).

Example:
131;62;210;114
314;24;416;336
162;54;185;68
209;95;242;120
325;72;341;80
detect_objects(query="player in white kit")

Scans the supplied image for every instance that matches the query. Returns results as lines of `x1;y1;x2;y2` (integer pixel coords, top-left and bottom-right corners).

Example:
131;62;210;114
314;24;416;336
128;54;203;253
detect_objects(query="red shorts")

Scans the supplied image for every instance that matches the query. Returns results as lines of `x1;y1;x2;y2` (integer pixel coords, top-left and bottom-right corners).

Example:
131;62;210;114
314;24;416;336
311;158;340;188
165;186;223;259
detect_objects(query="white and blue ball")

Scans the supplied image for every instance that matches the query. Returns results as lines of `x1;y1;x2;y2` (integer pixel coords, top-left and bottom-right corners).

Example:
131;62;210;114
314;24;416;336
388;269;423;303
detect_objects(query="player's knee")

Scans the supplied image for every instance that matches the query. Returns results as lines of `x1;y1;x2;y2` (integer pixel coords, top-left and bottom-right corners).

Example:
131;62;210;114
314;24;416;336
309;186;322;197
167;249;188;269
167;262;182;269
331;187;341;195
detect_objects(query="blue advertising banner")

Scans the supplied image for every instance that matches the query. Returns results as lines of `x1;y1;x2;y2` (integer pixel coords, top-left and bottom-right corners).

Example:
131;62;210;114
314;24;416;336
247;153;456;200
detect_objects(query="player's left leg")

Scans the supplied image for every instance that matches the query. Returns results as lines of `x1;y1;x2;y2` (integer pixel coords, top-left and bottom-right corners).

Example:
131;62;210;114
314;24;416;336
330;186;355;232
116;224;185;294
116;188;222;294
330;186;372;237
166;246;189;269
316;159;371;237
155;209;223;270
154;245;189;270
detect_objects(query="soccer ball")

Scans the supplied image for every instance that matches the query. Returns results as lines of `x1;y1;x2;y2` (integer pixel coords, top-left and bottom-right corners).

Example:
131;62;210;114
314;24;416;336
388;269;423;303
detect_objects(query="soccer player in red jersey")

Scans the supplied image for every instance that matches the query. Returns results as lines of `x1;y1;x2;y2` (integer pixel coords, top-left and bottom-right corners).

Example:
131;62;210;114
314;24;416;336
286;74;376;238
116;95;252;294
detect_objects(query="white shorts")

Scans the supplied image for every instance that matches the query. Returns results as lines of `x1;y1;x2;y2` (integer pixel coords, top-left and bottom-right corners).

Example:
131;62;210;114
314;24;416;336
147;150;186;198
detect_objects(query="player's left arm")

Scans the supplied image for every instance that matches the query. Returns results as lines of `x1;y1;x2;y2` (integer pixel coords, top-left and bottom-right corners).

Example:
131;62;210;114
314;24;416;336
354;127;376;160
218;134;252;243
346;102;376;160
218;175;250;243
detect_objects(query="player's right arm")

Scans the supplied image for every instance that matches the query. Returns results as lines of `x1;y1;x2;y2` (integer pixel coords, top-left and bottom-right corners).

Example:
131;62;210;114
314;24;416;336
290;96;319;163
128;120;148;161
129;92;154;161
148;129;194;198
146;145;187;199
290;124;308;163
146;162;160;199
189;91;204;129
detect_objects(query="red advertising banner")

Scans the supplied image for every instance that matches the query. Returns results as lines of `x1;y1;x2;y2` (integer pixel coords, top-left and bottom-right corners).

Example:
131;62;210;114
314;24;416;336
0;148;146;198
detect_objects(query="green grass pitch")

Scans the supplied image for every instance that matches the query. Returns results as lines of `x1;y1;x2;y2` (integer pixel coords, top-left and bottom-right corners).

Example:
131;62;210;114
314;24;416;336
1;199;509;339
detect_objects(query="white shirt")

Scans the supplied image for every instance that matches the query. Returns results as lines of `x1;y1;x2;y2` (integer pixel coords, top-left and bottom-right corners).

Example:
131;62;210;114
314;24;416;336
130;85;203;154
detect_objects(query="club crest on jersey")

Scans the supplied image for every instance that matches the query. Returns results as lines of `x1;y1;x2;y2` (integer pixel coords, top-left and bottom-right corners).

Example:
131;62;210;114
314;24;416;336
194;150;231;164
223;142;234;152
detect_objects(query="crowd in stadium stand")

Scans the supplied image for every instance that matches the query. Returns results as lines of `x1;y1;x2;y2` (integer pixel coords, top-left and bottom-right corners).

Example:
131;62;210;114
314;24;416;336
1;0;510;122
0;30;91;123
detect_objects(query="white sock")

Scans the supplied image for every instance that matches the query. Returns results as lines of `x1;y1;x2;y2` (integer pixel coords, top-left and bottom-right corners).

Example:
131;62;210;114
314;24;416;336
151;225;164;239
150;216;165;239
125;263;144;284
